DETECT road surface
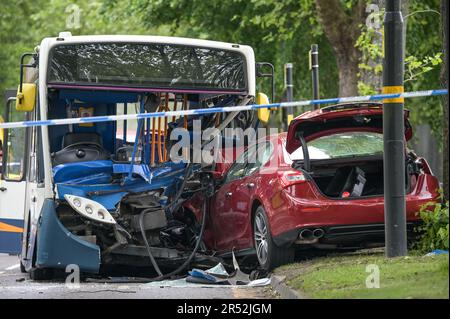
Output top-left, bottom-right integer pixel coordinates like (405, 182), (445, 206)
(0, 254), (275, 299)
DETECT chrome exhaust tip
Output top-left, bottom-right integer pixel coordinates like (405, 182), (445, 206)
(312, 228), (325, 239)
(299, 229), (313, 240)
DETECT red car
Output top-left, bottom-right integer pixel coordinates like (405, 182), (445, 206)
(185, 102), (440, 270)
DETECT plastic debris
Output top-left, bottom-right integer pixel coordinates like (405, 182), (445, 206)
(205, 263), (229, 277)
(187, 269), (220, 284)
(425, 249), (449, 256)
(144, 251), (271, 287)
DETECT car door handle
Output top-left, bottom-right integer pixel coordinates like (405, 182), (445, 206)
(0, 187), (7, 192)
(247, 183), (255, 189)
(226, 192), (233, 197)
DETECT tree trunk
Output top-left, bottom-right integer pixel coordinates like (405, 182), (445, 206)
(360, 0), (384, 93)
(337, 55), (360, 97)
(315, 0), (366, 97)
(441, 0), (449, 200)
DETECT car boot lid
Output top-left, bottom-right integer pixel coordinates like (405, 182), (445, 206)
(285, 102), (412, 154)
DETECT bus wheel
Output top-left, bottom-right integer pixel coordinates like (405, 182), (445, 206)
(30, 268), (54, 281)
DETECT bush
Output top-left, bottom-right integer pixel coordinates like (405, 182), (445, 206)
(416, 199), (449, 253)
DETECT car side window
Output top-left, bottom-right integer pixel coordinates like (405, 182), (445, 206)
(245, 141), (273, 176)
(225, 141), (274, 183)
(225, 144), (258, 183)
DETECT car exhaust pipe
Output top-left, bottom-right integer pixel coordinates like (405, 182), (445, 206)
(299, 229), (313, 240)
(312, 228), (324, 239)
(296, 229), (317, 244)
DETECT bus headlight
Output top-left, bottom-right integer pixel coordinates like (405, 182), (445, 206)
(64, 195), (116, 225)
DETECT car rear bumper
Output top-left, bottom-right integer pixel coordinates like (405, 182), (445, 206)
(273, 221), (421, 248)
(269, 173), (439, 247)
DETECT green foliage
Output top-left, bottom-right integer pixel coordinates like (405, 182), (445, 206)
(405, 53), (443, 83)
(404, 0), (444, 146)
(104, 0), (339, 130)
(354, 0), (444, 145)
(0, 0), (445, 142)
(0, 0), (153, 116)
(357, 81), (378, 95)
(416, 199), (449, 253)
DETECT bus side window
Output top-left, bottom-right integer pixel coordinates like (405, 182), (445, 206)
(3, 103), (27, 181)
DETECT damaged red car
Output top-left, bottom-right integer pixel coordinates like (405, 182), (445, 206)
(186, 102), (441, 271)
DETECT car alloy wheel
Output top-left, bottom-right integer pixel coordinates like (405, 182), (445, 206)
(254, 210), (269, 265)
(253, 206), (295, 270)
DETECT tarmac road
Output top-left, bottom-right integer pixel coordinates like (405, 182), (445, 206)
(0, 254), (275, 299)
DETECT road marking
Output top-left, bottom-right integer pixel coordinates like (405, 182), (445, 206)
(5, 264), (20, 271)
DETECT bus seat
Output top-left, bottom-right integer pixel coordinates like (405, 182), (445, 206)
(62, 132), (103, 148)
(52, 132), (110, 166)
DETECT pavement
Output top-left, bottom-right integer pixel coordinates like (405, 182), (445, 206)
(0, 253), (275, 299)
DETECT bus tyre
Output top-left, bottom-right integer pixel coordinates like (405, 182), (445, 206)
(253, 206), (294, 271)
(29, 268), (53, 281)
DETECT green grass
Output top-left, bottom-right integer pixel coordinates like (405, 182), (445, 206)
(275, 251), (449, 299)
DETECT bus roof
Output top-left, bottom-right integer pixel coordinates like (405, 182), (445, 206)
(39, 33), (256, 96)
(44, 33), (254, 52)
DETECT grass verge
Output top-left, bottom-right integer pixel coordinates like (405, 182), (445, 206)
(274, 250), (449, 299)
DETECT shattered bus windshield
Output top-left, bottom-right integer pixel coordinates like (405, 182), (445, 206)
(48, 43), (247, 92)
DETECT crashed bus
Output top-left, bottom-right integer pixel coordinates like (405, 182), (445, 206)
(0, 32), (273, 279)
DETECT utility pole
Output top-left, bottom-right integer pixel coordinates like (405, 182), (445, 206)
(309, 44), (320, 109)
(442, 0), (449, 200)
(284, 63), (294, 128)
(383, 0), (407, 257)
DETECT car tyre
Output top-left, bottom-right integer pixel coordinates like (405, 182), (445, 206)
(253, 206), (294, 271)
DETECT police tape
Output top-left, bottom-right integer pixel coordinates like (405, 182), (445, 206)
(0, 89), (447, 129)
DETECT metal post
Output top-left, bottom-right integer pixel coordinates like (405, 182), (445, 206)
(123, 103), (127, 143)
(383, 0), (407, 257)
(284, 63), (294, 128)
(310, 44), (320, 108)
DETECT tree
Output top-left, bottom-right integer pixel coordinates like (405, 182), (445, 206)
(314, 0), (366, 97)
(0, 0), (444, 151)
(0, 0), (151, 116)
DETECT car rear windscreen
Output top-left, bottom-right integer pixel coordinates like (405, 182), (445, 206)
(48, 43), (247, 92)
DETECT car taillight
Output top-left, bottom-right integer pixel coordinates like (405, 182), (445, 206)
(279, 170), (306, 187)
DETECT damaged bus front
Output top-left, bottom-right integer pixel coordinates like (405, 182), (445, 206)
(0, 33), (269, 279)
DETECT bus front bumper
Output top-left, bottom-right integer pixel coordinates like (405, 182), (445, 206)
(36, 199), (100, 273)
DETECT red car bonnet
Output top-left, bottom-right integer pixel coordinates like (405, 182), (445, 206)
(285, 103), (412, 154)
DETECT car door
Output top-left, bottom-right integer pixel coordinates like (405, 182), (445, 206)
(210, 145), (257, 251)
(231, 141), (274, 250)
(0, 99), (29, 254)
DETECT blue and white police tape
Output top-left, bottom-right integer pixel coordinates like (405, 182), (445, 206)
(0, 89), (447, 129)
